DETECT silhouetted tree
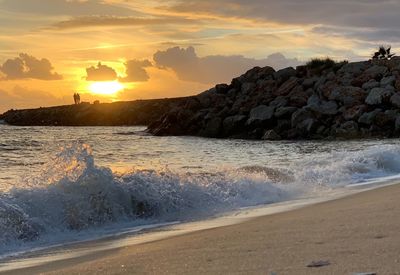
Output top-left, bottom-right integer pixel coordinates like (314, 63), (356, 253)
(373, 46), (395, 60)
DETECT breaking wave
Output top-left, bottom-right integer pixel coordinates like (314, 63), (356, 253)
(1, 142), (400, 256)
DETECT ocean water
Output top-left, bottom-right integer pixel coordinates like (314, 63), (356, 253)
(1, 124), (400, 257)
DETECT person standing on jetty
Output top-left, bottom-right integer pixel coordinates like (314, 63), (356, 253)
(73, 93), (81, 104)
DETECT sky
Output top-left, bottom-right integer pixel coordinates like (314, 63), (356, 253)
(0, 0), (399, 112)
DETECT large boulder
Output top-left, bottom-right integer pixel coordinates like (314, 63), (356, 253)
(364, 65), (388, 79)
(337, 61), (369, 76)
(343, 105), (367, 121)
(273, 67), (296, 84)
(246, 105), (275, 127)
(334, 121), (360, 138)
(273, 77), (299, 96)
(390, 93), (400, 108)
(306, 95), (338, 116)
(199, 117), (222, 137)
(291, 108), (315, 129)
(329, 86), (367, 107)
(275, 106), (298, 118)
(358, 109), (381, 126)
(365, 87), (393, 105)
(222, 115), (247, 136)
(380, 76), (396, 87)
(362, 80), (380, 90)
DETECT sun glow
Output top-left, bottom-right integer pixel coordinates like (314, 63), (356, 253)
(89, 81), (124, 96)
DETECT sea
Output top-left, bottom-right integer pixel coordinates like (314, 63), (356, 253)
(1, 123), (400, 259)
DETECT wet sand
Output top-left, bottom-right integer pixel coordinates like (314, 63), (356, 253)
(5, 183), (400, 274)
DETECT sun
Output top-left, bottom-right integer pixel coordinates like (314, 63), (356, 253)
(88, 81), (124, 96)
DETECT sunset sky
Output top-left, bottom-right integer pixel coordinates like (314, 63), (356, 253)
(1, 0), (399, 112)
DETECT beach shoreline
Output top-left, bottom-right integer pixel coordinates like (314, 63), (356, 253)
(2, 182), (399, 274)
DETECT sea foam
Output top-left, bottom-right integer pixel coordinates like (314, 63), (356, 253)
(1, 142), (400, 256)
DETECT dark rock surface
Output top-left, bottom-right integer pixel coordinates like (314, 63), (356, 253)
(0, 98), (190, 126)
(147, 58), (400, 140)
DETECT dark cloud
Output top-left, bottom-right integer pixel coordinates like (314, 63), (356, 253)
(312, 26), (400, 43)
(119, 59), (152, 82)
(165, 0), (400, 43)
(0, 0), (136, 16)
(153, 46), (300, 84)
(0, 53), (62, 80)
(51, 15), (195, 30)
(86, 62), (118, 81)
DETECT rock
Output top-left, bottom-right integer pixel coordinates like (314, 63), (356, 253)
(262, 129), (281, 140)
(374, 112), (393, 128)
(241, 82), (256, 95)
(306, 95), (338, 115)
(215, 84), (229, 94)
(337, 61), (369, 75)
(364, 65), (388, 79)
(273, 67), (296, 84)
(343, 105), (367, 121)
(390, 93), (400, 108)
(317, 101), (338, 116)
(240, 66), (275, 83)
(222, 115), (247, 135)
(246, 105), (275, 127)
(291, 108), (314, 128)
(358, 109), (381, 125)
(273, 77), (299, 96)
(329, 86), (367, 107)
(362, 80), (380, 90)
(395, 115), (400, 132)
(335, 121), (359, 138)
(326, 71), (336, 81)
(200, 117), (222, 137)
(297, 118), (318, 136)
(307, 94), (320, 106)
(385, 109), (399, 121)
(380, 75), (396, 87)
(302, 77), (318, 89)
(274, 119), (291, 133)
(275, 107), (298, 118)
(269, 96), (288, 108)
(365, 88), (393, 105)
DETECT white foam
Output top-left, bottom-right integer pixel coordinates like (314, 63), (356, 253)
(1, 142), (400, 257)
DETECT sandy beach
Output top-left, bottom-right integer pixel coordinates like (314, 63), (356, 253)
(3, 183), (398, 275)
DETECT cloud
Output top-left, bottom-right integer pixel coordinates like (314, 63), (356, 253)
(119, 59), (152, 82)
(0, 0), (136, 16)
(86, 62), (118, 81)
(0, 86), (63, 112)
(164, 0), (400, 43)
(51, 15), (195, 30)
(153, 46), (300, 84)
(0, 53), (62, 80)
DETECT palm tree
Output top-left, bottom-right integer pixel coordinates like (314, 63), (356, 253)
(373, 46), (395, 60)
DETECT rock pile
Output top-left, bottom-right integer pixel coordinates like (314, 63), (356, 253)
(148, 58), (400, 140)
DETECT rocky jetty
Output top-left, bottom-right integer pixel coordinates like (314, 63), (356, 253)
(0, 98), (189, 126)
(148, 58), (400, 140)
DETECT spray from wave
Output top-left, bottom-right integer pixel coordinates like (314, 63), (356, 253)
(0, 143), (288, 255)
(1, 142), (400, 256)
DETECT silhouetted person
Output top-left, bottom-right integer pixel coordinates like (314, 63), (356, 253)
(76, 93), (81, 104)
(73, 93), (77, 104)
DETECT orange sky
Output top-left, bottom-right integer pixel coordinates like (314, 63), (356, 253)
(0, 0), (397, 112)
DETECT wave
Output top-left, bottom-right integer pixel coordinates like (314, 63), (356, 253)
(0, 143), (288, 255)
(2, 142), (400, 256)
